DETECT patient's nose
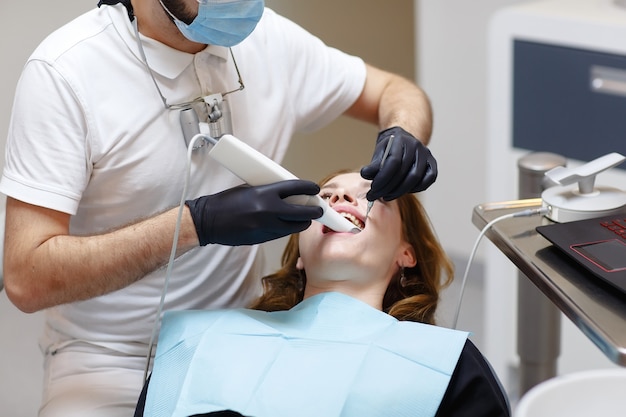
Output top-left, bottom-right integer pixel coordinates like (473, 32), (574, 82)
(329, 188), (356, 206)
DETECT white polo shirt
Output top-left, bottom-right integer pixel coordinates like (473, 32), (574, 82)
(1, 4), (366, 355)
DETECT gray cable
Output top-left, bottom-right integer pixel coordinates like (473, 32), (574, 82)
(143, 133), (210, 382)
(452, 207), (548, 329)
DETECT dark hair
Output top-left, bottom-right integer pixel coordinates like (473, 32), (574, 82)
(249, 170), (454, 325)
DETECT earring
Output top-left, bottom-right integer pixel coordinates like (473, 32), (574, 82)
(400, 267), (408, 288)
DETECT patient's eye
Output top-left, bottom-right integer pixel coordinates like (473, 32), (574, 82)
(319, 192), (332, 200)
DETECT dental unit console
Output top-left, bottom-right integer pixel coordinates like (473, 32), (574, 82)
(536, 152), (626, 297)
(202, 133), (361, 234)
(541, 152), (626, 223)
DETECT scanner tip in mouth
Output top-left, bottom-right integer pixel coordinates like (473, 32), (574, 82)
(322, 226), (362, 234)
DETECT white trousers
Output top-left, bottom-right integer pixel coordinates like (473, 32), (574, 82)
(39, 344), (151, 417)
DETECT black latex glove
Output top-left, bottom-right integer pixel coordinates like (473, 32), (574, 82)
(360, 126), (437, 201)
(186, 180), (323, 246)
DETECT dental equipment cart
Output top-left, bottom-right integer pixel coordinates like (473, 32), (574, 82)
(472, 199), (626, 376)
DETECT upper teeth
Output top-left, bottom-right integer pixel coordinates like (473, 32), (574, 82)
(341, 212), (364, 229)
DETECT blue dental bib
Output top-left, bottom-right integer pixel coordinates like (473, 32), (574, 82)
(145, 292), (468, 417)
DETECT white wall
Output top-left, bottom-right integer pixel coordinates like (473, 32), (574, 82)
(417, 0), (527, 267)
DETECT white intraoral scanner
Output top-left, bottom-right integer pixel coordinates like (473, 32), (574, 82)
(199, 133), (361, 234)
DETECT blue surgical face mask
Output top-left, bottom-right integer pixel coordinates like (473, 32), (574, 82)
(160, 0), (264, 47)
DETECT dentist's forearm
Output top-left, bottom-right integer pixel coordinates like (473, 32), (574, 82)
(4, 200), (199, 313)
(377, 74), (432, 143)
(346, 63), (433, 144)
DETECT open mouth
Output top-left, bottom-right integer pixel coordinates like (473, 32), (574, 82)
(323, 211), (365, 233)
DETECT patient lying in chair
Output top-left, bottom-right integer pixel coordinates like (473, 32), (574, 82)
(134, 170), (511, 417)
